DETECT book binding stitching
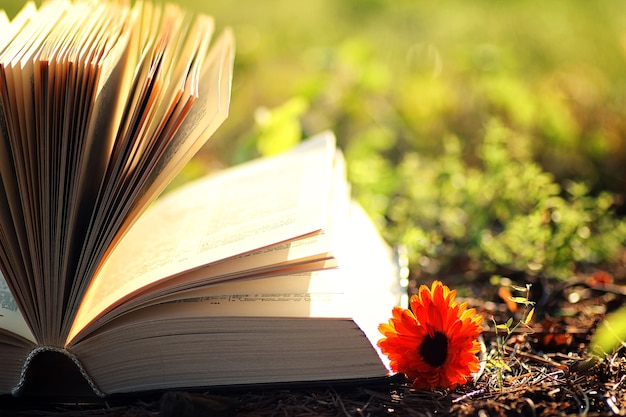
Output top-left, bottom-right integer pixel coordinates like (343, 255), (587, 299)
(12, 346), (106, 398)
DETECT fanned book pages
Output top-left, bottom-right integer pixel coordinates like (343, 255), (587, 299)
(0, 0), (401, 399)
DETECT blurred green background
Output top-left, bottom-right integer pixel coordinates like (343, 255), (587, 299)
(2, 0), (626, 285)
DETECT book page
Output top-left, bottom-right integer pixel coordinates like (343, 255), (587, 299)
(118, 28), (235, 227)
(88, 142), (350, 323)
(67, 133), (337, 345)
(59, 4), (137, 336)
(69, 200), (400, 353)
(92, 270), (352, 329)
(64, 23), (234, 338)
(0, 3), (37, 48)
(0, 1), (235, 347)
(342, 202), (402, 365)
(0, 0), (77, 342)
(0, 272), (35, 343)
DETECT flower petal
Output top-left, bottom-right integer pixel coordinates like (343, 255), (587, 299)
(377, 280), (484, 390)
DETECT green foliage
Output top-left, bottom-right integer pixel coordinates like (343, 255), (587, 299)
(384, 120), (626, 280)
(591, 305), (626, 355)
(254, 97), (308, 157)
(488, 283), (535, 390)
(5, 0), (624, 283)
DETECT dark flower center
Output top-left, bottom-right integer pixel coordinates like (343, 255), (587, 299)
(419, 331), (448, 367)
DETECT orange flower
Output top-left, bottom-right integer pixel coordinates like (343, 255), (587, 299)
(378, 280), (484, 390)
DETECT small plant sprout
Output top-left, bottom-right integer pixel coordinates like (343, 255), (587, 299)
(486, 281), (536, 390)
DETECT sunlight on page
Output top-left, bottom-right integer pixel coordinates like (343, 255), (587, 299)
(119, 270), (352, 320)
(99, 137), (349, 324)
(342, 203), (402, 371)
(67, 133), (336, 345)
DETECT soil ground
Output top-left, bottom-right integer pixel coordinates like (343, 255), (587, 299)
(2, 272), (625, 416)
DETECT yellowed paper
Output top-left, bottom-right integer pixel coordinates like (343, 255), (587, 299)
(68, 133), (336, 344)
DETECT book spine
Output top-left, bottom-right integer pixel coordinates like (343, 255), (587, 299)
(13, 346), (106, 398)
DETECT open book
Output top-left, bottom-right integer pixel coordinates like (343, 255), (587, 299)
(0, 1), (400, 398)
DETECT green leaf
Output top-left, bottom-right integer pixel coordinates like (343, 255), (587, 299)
(591, 305), (626, 355)
(255, 97), (309, 156)
(488, 358), (512, 372)
(510, 284), (529, 292)
(509, 296), (529, 305)
(523, 307), (535, 325)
